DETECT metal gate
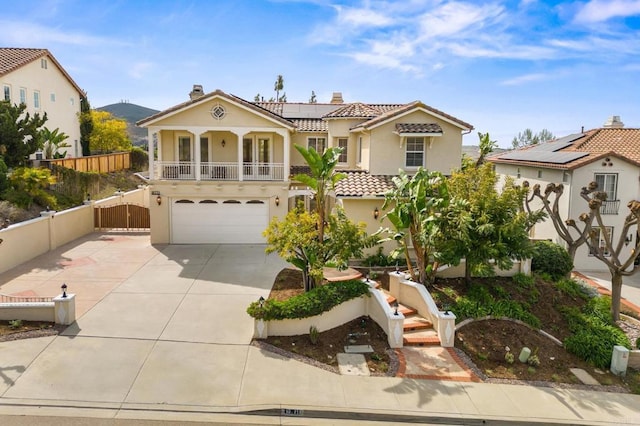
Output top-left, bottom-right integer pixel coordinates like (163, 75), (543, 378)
(94, 204), (150, 230)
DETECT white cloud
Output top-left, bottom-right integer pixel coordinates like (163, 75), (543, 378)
(574, 0), (640, 23)
(417, 2), (505, 39)
(129, 62), (154, 79)
(0, 19), (128, 47)
(350, 52), (419, 73)
(335, 5), (395, 28)
(501, 73), (550, 86)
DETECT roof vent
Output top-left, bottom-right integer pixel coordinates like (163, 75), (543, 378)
(603, 115), (624, 128)
(189, 84), (205, 100)
(330, 92), (344, 104)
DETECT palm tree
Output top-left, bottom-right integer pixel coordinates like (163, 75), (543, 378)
(274, 75), (284, 102)
(41, 127), (70, 159)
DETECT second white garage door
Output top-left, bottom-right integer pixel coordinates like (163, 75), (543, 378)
(171, 198), (269, 244)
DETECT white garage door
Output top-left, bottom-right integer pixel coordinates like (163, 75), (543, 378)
(171, 198), (269, 244)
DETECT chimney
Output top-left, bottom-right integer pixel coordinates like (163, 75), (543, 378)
(603, 115), (624, 128)
(330, 92), (344, 104)
(189, 84), (205, 100)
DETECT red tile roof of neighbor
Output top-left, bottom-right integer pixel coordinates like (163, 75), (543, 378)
(489, 128), (640, 170)
(0, 47), (84, 95)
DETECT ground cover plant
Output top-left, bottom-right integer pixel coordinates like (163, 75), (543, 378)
(259, 267), (638, 391)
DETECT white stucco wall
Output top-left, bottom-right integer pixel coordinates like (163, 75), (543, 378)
(1, 54), (82, 158)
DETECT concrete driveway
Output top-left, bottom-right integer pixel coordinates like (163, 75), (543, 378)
(2, 232), (640, 424)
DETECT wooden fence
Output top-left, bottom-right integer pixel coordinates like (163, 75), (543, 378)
(43, 152), (131, 173)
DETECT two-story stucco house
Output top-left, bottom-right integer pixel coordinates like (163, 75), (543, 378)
(137, 86), (473, 246)
(489, 116), (640, 272)
(0, 48), (84, 159)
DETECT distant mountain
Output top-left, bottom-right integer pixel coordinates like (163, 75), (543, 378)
(97, 102), (159, 147)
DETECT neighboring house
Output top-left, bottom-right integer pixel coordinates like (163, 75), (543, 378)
(489, 116), (640, 272)
(0, 47), (84, 159)
(137, 86), (473, 246)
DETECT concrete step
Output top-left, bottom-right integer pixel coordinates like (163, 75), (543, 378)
(403, 328), (440, 347)
(403, 315), (433, 331)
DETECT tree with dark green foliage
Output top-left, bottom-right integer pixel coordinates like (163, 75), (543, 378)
(511, 128), (554, 149)
(79, 94), (92, 156)
(0, 157), (8, 194)
(0, 101), (47, 168)
(531, 240), (573, 279)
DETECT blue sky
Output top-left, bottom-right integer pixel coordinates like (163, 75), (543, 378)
(1, 0), (639, 147)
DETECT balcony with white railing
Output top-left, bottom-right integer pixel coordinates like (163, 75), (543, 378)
(154, 161), (285, 181)
(600, 200), (620, 215)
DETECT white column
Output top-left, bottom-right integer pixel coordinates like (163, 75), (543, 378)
(54, 293), (76, 325)
(282, 130), (290, 181)
(193, 130), (202, 181)
(147, 127), (156, 180)
(234, 131), (246, 181)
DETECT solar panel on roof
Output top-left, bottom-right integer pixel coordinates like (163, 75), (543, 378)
(500, 151), (589, 164)
(518, 133), (585, 152)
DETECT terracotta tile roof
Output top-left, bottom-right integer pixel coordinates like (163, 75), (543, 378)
(0, 47), (84, 95)
(290, 165), (311, 177)
(354, 101), (473, 131)
(395, 123), (443, 134)
(489, 128), (640, 170)
(291, 118), (328, 132)
(334, 170), (395, 197)
(323, 102), (384, 118)
(138, 89), (295, 128)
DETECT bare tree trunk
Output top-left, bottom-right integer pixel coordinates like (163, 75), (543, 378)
(611, 270), (623, 322)
(465, 260), (472, 286)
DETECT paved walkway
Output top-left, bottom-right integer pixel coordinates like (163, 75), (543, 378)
(1, 233), (640, 425)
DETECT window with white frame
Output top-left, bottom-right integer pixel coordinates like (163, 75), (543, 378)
(19, 88), (26, 105)
(405, 137), (424, 167)
(41, 58), (48, 69)
(33, 91), (40, 108)
(50, 93), (56, 102)
(337, 138), (348, 163)
(178, 136), (191, 161)
(3, 85), (10, 101)
(357, 136), (362, 163)
(595, 173), (617, 201)
(70, 97), (75, 106)
(308, 137), (326, 153)
(590, 226), (613, 257)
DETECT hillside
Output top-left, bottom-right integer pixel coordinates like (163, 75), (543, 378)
(97, 102), (159, 147)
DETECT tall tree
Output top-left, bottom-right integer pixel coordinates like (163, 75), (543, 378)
(88, 110), (131, 153)
(523, 182), (590, 262)
(274, 75), (284, 102)
(293, 144), (345, 245)
(0, 101), (47, 168)
(578, 184), (640, 321)
(380, 168), (450, 286)
(264, 204), (372, 291)
(446, 162), (536, 285)
(511, 128), (554, 149)
(79, 94), (92, 156)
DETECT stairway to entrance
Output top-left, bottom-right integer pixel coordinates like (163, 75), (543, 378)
(384, 292), (440, 346)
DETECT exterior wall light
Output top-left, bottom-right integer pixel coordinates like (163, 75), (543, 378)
(156, 195), (162, 206)
(373, 207), (379, 219)
(221, 139), (226, 147)
(275, 196), (280, 206)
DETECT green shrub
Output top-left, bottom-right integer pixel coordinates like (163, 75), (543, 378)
(531, 241), (573, 279)
(130, 147), (148, 172)
(512, 273), (534, 288)
(556, 278), (590, 300)
(246, 279), (370, 320)
(562, 295), (630, 368)
(362, 247), (395, 267)
(0, 157), (8, 194)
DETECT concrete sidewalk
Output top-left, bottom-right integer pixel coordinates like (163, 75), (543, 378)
(1, 233), (640, 425)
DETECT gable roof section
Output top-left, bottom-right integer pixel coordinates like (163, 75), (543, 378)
(291, 118), (328, 132)
(323, 102), (384, 119)
(137, 89), (296, 129)
(334, 170), (395, 197)
(0, 47), (84, 96)
(489, 128), (640, 170)
(351, 101), (473, 132)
